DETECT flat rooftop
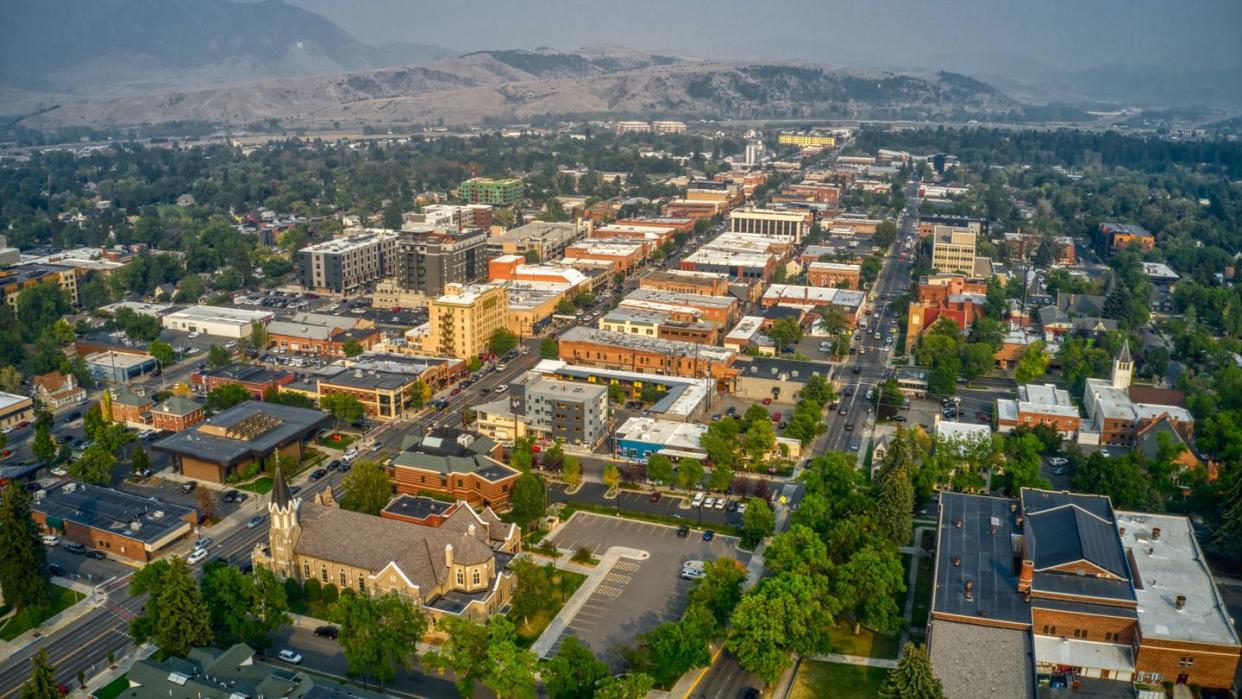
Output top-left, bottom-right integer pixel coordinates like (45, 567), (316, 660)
(318, 366), (413, 391)
(559, 326), (734, 362)
(616, 417), (707, 451)
(381, 494), (455, 521)
(0, 391), (31, 412)
(164, 305), (273, 325)
(933, 491), (1029, 624)
(85, 351), (155, 369)
(527, 375), (608, 401)
(299, 230), (395, 253)
(928, 621), (1034, 699)
(152, 401), (332, 466)
(682, 249), (773, 267)
(1116, 511), (1240, 647)
(624, 287), (738, 310)
(34, 481), (194, 545)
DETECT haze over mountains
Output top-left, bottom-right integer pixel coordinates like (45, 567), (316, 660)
(2, 0), (1238, 130)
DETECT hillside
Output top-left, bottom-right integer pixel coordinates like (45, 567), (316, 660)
(20, 54), (1028, 130)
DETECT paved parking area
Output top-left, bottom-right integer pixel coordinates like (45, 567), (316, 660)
(546, 512), (749, 667)
(548, 482), (741, 529)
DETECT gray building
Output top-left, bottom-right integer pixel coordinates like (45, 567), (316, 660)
(296, 229), (397, 295)
(511, 375), (609, 447)
(394, 228), (488, 296)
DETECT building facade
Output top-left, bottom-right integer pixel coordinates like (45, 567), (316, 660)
(296, 230), (398, 295)
(393, 228), (488, 297)
(728, 207), (811, 242)
(425, 283), (509, 360)
(151, 396), (205, 432)
(806, 261), (862, 289)
(389, 429), (521, 508)
(931, 225), (978, 275)
(458, 177), (523, 206)
(512, 375), (609, 448)
(33, 371), (86, 409)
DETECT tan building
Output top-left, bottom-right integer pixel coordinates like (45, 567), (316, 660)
(728, 206), (811, 243)
(33, 371), (87, 409)
(0, 391), (34, 430)
(425, 283), (509, 360)
(806, 261), (862, 289)
(0, 263), (81, 310)
(639, 269), (730, 296)
(253, 469), (518, 623)
(316, 366), (423, 422)
(931, 225), (977, 275)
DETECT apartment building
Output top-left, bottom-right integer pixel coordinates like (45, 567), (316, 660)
(931, 225), (978, 275)
(0, 263), (82, 310)
(391, 227), (488, 298)
(557, 326), (737, 383)
(995, 384), (1081, 437)
(487, 221), (585, 261)
(806, 261), (862, 289)
(1101, 222), (1155, 256)
(728, 206), (811, 242)
(777, 132), (836, 148)
(458, 177), (523, 206)
(425, 283), (509, 360)
(511, 375), (609, 448)
(296, 230), (397, 295)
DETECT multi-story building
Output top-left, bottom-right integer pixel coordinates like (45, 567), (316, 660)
(679, 248), (776, 281)
(930, 225), (978, 275)
(0, 391), (34, 431)
(150, 396), (205, 432)
(614, 416), (708, 463)
(424, 283), (509, 360)
(33, 371), (86, 409)
(33, 481), (196, 562)
(105, 387), (153, 427)
(315, 365), (423, 421)
(760, 284), (866, 322)
(996, 384), (1081, 437)
(929, 488), (1240, 697)
(404, 204), (493, 231)
(389, 428), (521, 508)
(253, 467), (516, 622)
(651, 120), (687, 134)
(193, 363), (294, 400)
(1084, 342), (1194, 446)
(557, 326), (737, 383)
(1101, 222), (1155, 256)
(916, 214), (987, 238)
(806, 261), (862, 289)
(511, 375), (609, 448)
(457, 177), (523, 206)
(486, 221), (585, 261)
(265, 314), (382, 358)
(620, 287), (739, 326)
(906, 275), (988, 342)
(562, 240), (646, 276)
(639, 270), (730, 296)
(296, 230), (398, 295)
(0, 263), (82, 310)
(728, 206), (811, 242)
(777, 132), (836, 148)
(392, 227), (488, 298)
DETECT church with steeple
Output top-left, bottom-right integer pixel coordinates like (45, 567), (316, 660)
(1083, 340), (1195, 447)
(252, 464), (518, 621)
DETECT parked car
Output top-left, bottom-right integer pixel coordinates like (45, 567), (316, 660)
(64, 542), (86, 555)
(308, 469), (328, 482)
(676, 525), (690, 538)
(48, 563), (66, 578)
(844, 423), (855, 431)
(649, 491), (661, 503)
(702, 530), (715, 542)
(1048, 457), (1069, 466)
(714, 498), (725, 510)
(761, 397), (772, 406)
(326, 459), (341, 471)
(246, 515), (265, 529)
(193, 537), (212, 550)
(85, 550), (106, 560)
(179, 481), (197, 493)
(342, 448), (359, 461)
(222, 489), (240, 503)
(736, 502), (748, 515)
(703, 497), (715, 509)
(314, 626), (339, 640)
(277, 650), (303, 664)
(41, 534), (60, 546)
(1053, 467), (1068, 476)
(187, 548), (209, 565)
(50, 467), (68, 477)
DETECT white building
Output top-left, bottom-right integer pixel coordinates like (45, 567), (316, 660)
(161, 306), (273, 339)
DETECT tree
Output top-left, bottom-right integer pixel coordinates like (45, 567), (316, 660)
(131, 444), (153, 478)
(0, 365), (21, 394)
(250, 322), (269, 352)
(339, 460), (393, 516)
(742, 418), (776, 466)
(263, 387), (315, 408)
(333, 591), (428, 688)
(70, 445), (116, 485)
(207, 344), (233, 369)
(539, 336), (559, 359)
(342, 339), (364, 357)
(205, 384), (252, 412)
(544, 636), (609, 699)
(510, 436), (534, 471)
(676, 457), (704, 491)
(425, 615), (536, 698)
(195, 487), (217, 521)
(701, 418), (741, 470)
(727, 573), (834, 683)
(488, 328), (519, 356)
(481, 616), (538, 699)
(319, 392), (365, 430)
(709, 464), (734, 492)
(1014, 340), (1050, 383)
(927, 355), (960, 397)
(561, 454), (582, 488)
(149, 340), (176, 367)
(801, 374), (837, 405)
(0, 486), (52, 611)
(740, 498), (774, 548)
(646, 454), (674, 486)
(833, 542), (906, 635)
(201, 563), (262, 647)
(511, 473), (547, 529)
(959, 343), (994, 382)
(602, 464), (621, 490)
(155, 557), (214, 656)
(32, 423), (57, 463)
(20, 648), (58, 699)
(423, 616), (489, 697)
(874, 379), (904, 420)
(874, 465), (914, 546)
(595, 674), (656, 699)
(765, 318), (803, 351)
(879, 643), (946, 699)
(556, 298), (577, 315)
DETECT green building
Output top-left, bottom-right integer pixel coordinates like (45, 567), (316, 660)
(458, 177), (524, 206)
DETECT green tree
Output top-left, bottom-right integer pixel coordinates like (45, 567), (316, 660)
(833, 542), (906, 635)
(544, 636), (609, 699)
(646, 454), (674, 486)
(424, 616), (489, 697)
(20, 648), (59, 699)
(200, 563), (261, 647)
(263, 387), (316, 408)
(959, 343), (994, 382)
(488, 328), (519, 356)
(595, 674), (656, 699)
(131, 444), (153, 478)
(701, 418), (740, 470)
(688, 558), (747, 626)
(332, 591), (428, 688)
(149, 340), (176, 367)
(561, 454), (582, 488)
(602, 464), (621, 490)
(205, 384), (252, 412)
(727, 573), (834, 683)
(800, 374), (837, 404)
(70, 445), (116, 485)
(154, 557), (214, 657)
(339, 460), (393, 516)
(879, 643), (947, 699)
(1013, 340), (1050, 383)
(555, 298), (577, 315)
(207, 344), (233, 369)
(765, 318), (803, 351)
(0, 365), (21, 394)
(319, 392), (365, 430)
(709, 464), (734, 492)
(740, 498), (774, 548)
(32, 423), (57, 463)
(874, 379), (905, 420)
(481, 616), (538, 699)
(539, 336), (559, 359)
(508, 559), (555, 628)
(676, 457), (704, 491)
(927, 355), (960, 397)
(342, 339), (364, 357)
(250, 322), (269, 352)
(0, 486), (52, 611)
(511, 473), (547, 529)
(742, 418), (776, 466)
(874, 465), (914, 546)
(510, 436), (534, 471)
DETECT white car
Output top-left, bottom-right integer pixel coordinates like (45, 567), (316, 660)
(0, 425), (12, 434)
(737, 502), (749, 515)
(714, 498), (726, 510)
(186, 548), (209, 565)
(187, 332), (200, 339)
(1048, 457), (1069, 467)
(702, 497), (716, 509)
(50, 467), (68, 477)
(277, 650), (303, 664)
(342, 447), (359, 461)
(42, 534), (61, 546)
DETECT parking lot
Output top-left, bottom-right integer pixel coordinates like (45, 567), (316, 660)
(548, 482), (744, 529)
(546, 512), (749, 667)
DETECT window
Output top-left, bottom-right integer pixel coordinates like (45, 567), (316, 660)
(358, 575), (366, 594)
(1179, 657), (1195, 668)
(456, 569), (465, 586)
(340, 570), (348, 587)
(303, 562), (311, 579)
(321, 566), (329, 583)
(472, 569), (481, 586)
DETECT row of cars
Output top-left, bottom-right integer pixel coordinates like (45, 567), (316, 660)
(41, 535), (107, 560)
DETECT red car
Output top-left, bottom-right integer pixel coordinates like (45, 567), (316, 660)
(649, 492), (661, 503)
(770, 412), (782, 422)
(450, 387), (461, 396)
(15, 420), (30, 429)
(761, 397), (772, 406)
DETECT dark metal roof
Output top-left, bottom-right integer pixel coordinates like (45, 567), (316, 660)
(1026, 505), (1128, 577)
(151, 402), (332, 466)
(33, 481), (194, 544)
(381, 494), (453, 520)
(932, 491), (1029, 624)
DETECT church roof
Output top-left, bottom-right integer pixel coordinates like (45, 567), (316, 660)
(1119, 339), (1132, 364)
(271, 463), (292, 510)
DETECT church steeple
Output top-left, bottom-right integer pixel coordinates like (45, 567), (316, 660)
(271, 460), (292, 510)
(266, 461), (302, 579)
(1112, 339), (1134, 389)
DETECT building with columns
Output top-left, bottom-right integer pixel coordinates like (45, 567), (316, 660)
(253, 466), (518, 622)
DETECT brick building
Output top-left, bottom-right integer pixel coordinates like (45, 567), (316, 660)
(389, 428), (520, 509)
(557, 326), (737, 384)
(639, 269), (730, 296)
(996, 384), (1081, 437)
(151, 396), (205, 432)
(33, 481), (196, 562)
(806, 261), (862, 289)
(194, 363), (295, 400)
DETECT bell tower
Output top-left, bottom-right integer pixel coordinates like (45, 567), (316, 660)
(1111, 339), (1134, 389)
(267, 462), (302, 580)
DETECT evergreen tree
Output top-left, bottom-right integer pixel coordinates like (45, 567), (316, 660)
(1213, 470), (1242, 562)
(0, 485), (52, 610)
(20, 648), (59, 699)
(879, 643), (946, 699)
(874, 465), (914, 546)
(153, 557), (214, 657)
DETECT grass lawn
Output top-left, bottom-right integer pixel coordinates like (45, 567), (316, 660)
(790, 659), (888, 699)
(827, 621), (901, 660)
(91, 674), (129, 699)
(513, 569), (587, 647)
(0, 586), (85, 640)
(911, 554), (935, 629)
(317, 433), (357, 450)
(238, 476), (273, 494)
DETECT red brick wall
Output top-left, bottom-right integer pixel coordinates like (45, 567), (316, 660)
(1137, 638), (1241, 688)
(1031, 608), (1137, 644)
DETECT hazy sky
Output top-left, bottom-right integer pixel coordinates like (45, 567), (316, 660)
(289, 0), (1242, 74)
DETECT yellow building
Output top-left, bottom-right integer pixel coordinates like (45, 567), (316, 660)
(425, 283), (509, 359)
(0, 264), (81, 310)
(931, 225), (978, 276)
(777, 133), (836, 148)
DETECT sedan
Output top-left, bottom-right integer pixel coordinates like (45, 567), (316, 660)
(49, 563), (67, 578)
(702, 530), (715, 542)
(844, 423), (855, 431)
(1048, 457), (1069, 467)
(676, 525), (690, 538)
(308, 469), (328, 482)
(1053, 467), (1068, 476)
(714, 498), (726, 510)
(246, 515), (266, 529)
(450, 387), (461, 396)
(186, 548), (209, 565)
(277, 650), (303, 664)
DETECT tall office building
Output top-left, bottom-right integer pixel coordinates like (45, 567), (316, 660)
(296, 230), (398, 295)
(930, 225), (978, 276)
(393, 228), (488, 297)
(425, 284), (509, 360)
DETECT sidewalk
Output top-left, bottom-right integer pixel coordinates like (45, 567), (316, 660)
(74, 643), (156, 699)
(0, 578), (109, 659)
(806, 652), (897, 669)
(529, 545), (648, 659)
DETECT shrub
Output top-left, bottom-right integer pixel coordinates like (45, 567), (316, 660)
(321, 583), (339, 604)
(304, 578), (321, 602)
(284, 577), (302, 602)
(572, 546), (594, 564)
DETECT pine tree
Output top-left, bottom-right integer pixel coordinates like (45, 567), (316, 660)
(874, 465), (914, 547)
(21, 648), (59, 699)
(153, 558), (214, 657)
(1213, 470), (1242, 562)
(879, 643), (946, 699)
(0, 486), (52, 610)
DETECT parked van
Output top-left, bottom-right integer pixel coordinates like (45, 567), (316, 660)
(681, 560), (707, 580)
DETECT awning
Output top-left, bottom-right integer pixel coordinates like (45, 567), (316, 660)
(1033, 635), (1134, 673)
(45, 515), (64, 530)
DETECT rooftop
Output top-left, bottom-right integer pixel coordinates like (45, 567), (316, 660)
(152, 402), (331, 466)
(933, 491), (1029, 624)
(164, 305), (273, 326)
(529, 359), (709, 419)
(317, 366), (415, 391)
(392, 428), (518, 483)
(681, 249), (774, 268)
(299, 230), (396, 254)
(34, 481), (194, 545)
(935, 419), (992, 444)
(85, 351), (155, 370)
(615, 417), (707, 452)
(0, 391), (31, 412)
(807, 261), (861, 272)
(153, 396), (202, 417)
(559, 326), (734, 362)
(381, 494), (456, 521)
(928, 621), (1035, 699)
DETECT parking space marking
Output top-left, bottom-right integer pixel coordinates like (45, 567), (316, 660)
(605, 572), (632, 585)
(615, 561), (641, 573)
(595, 585), (624, 598)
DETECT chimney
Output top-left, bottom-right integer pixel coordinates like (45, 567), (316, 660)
(1152, 527), (1161, 541)
(1119, 527), (1126, 537)
(444, 543), (453, 569)
(954, 518), (963, 529)
(467, 524), (476, 538)
(1176, 595), (1186, 611)
(953, 555), (961, 567)
(1018, 559), (1034, 593)
(964, 579), (974, 601)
